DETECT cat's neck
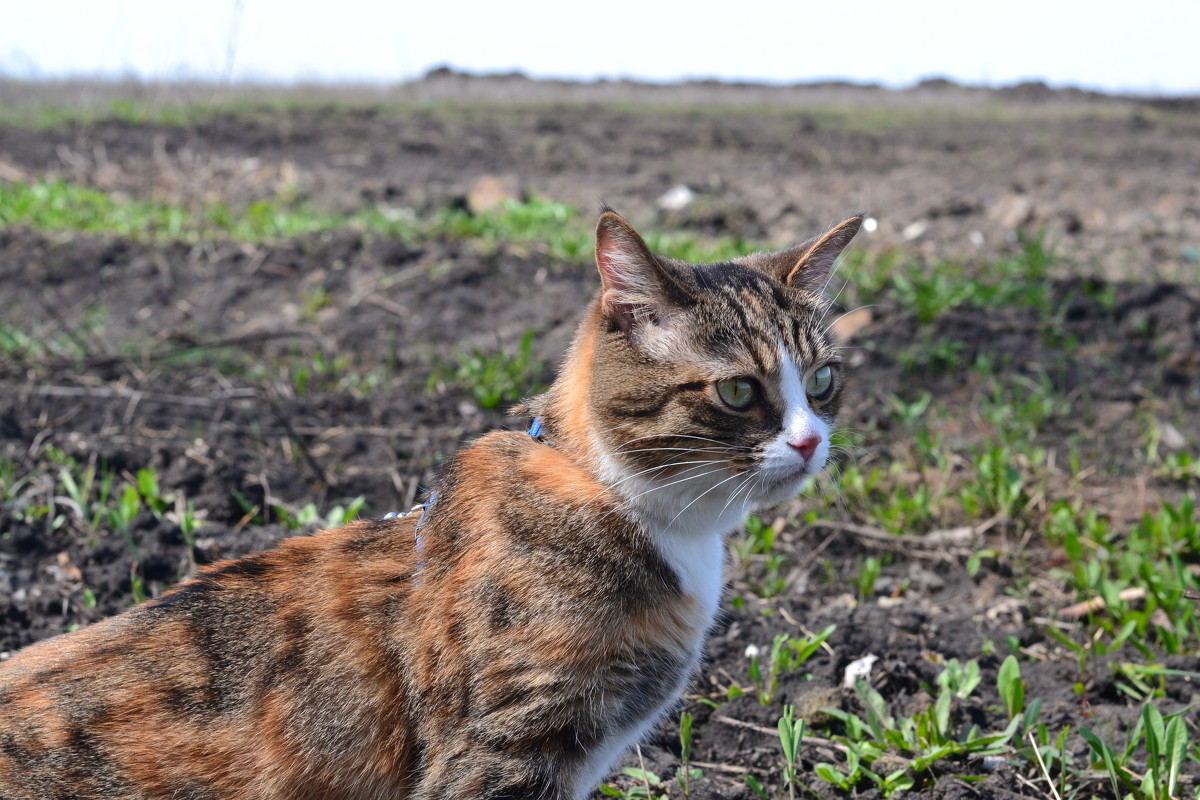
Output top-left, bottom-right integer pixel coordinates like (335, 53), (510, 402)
(523, 296), (737, 615)
(528, 297), (605, 463)
(530, 296), (753, 538)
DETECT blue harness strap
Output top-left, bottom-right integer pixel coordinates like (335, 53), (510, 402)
(412, 493), (436, 576)
(381, 496), (436, 578)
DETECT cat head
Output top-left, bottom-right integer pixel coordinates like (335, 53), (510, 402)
(532, 209), (862, 533)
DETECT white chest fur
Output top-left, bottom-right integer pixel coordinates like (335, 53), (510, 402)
(578, 443), (735, 797)
(572, 526), (724, 798)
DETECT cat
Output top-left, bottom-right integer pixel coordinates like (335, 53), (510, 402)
(0, 208), (861, 800)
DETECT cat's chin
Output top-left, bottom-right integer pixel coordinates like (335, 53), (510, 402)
(752, 465), (822, 508)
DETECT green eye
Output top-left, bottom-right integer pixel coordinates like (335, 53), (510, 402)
(716, 378), (758, 410)
(807, 365), (834, 399)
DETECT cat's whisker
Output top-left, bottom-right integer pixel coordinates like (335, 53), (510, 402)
(828, 446), (865, 465)
(664, 470), (750, 531)
(587, 419), (646, 438)
(618, 466), (732, 506)
(822, 303), (879, 340)
(579, 460), (727, 511)
(613, 433), (751, 452)
(609, 459), (726, 485)
(817, 275), (853, 325)
(611, 447), (738, 459)
(587, 465), (738, 529)
(716, 471), (761, 520)
(604, 442), (746, 470)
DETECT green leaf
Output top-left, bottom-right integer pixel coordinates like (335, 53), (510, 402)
(965, 715), (1022, 751)
(934, 688), (952, 737)
(1143, 703), (1165, 769)
(621, 767), (661, 784)
(911, 743), (960, 771)
(778, 706), (804, 766)
(997, 655), (1024, 719)
(881, 769), (915, 796)
(855, 679), (893, 740)
(790, 624), (836, 663)
(1021, 697), (1043, 734)
(120, 484), (140, 522)
(814, 763), (851, 790)
(1163, 714), (1186, 796)
(136, 468), (158, 501)
(745, 774), (770, 799)
(1080, 726), (1122, 798)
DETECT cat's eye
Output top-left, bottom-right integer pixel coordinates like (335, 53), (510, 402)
(807, 365), (834, 399)
(716, 378), (759, 410)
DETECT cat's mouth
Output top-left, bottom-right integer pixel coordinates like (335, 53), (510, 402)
(755, 458), (824, 500)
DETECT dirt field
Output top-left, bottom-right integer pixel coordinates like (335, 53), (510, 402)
(1, 73), (1198, 798)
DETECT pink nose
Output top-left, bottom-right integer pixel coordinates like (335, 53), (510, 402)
(788, 435), (821, 461)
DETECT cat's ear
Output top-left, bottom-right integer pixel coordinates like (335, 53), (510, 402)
(738, 215), (864, 292)
(594, 209), (687, 337)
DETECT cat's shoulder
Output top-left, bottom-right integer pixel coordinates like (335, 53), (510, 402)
(445, 429), (614, 510)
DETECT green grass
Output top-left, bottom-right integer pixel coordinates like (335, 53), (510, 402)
(5, 83), (1178, 134)
(271, 496), (367, 532)
(2, 452), (185, 600)
(727, 626), (836, 706)
(803, 661), (1020, 797)
(1045, 498), (1200, 660)
(845, 229), (1056, 324)
(752, 290), (1198, 796)
(729, 515), (791, 600)
(0, 178), (767, 265)
(281, 351), (390, 398)
(427, 329), (547, 411)
(0, 178), (348, 241)
(742, 653), (1200, 799)
(1, 444), (379, 616)
(0, 303), (106, 366)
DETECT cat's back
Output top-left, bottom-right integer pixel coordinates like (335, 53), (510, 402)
(0, 516), (426, 799)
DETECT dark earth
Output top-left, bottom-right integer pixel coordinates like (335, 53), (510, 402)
(0, 73), (1198, 798)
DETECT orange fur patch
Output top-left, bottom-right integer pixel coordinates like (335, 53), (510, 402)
(552, 299), (602, 458)
(522, 440), (609, 506)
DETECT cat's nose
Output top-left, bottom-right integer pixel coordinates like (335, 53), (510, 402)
(788, 435), (821, 461)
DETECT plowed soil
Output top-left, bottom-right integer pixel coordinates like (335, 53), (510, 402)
(1, 74), (1198, 798)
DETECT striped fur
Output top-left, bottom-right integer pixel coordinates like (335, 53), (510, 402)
(0, 210), (861, 799)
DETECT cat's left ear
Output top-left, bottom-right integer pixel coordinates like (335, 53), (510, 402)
(738, 215), (864, 292)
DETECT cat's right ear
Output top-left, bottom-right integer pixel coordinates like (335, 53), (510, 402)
(595, 210), (685, 340)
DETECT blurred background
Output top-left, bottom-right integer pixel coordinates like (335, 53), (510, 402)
(4, 0), (1200, 93)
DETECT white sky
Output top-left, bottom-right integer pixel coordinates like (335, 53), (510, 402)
(3, 0), (1199, 95)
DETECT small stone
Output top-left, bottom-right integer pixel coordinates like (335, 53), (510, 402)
(902, 220), (928, 241)
(466, 175), (520, 215)
(842, 653), (878, 688)
(989, 194), (1034, 229)
(656, 184), (695, 212)
(1159, 422), (1186, 452)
